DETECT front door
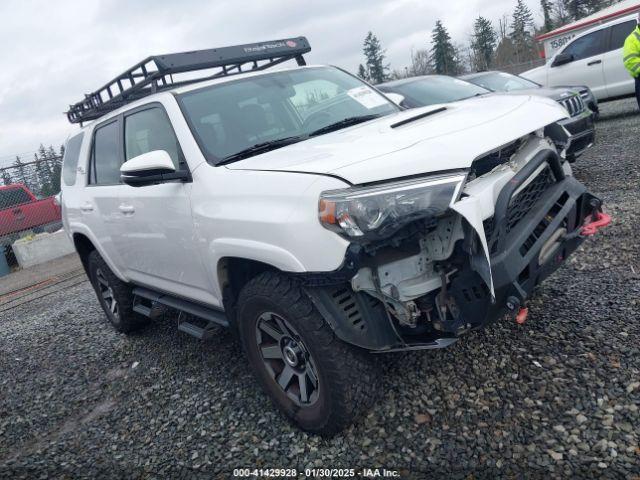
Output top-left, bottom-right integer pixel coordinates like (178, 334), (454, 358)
(548, 28), (607, 99)
(115, 104), (213, 304)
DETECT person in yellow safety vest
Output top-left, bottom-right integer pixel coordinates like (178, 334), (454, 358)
(623, 15), (640, 109)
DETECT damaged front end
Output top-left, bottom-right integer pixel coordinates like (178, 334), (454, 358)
(305, 131), (608, 352)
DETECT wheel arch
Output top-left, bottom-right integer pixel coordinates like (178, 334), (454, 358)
(70, 230), (126, 281)
(72, 232), (96, 276)
(217, 256), (280, 327)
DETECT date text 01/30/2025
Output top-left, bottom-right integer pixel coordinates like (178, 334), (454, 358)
(232, 467), (401, 477)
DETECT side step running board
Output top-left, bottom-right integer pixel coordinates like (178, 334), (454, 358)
(132, 287), (229, 340)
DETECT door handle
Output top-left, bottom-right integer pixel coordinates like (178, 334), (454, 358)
(119, 205), (135, 215)
(80, 203), (94, 212)
(587, 60), (602, 66)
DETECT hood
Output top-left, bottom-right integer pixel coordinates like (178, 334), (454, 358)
(493, 87), (577, 102)
(226, 95), (568, 184)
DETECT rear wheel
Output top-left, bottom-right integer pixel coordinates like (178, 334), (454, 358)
(87, 250), (147, 333)
(237, 271), (378, 436)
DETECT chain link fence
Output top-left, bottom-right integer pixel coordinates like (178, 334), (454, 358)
(493, 58), (546, 75)
(0, 156), (63, 274)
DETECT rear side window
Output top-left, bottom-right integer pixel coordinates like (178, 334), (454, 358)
(62, 132), (84, 186)
(90, 121), (121, 185)
(0, 187), (32, 209)
(608, 21), (636, 52)
(562, 29), (606, 61)
(124, 107), (183, 169)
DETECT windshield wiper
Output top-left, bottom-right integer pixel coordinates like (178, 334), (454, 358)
(308, 114), (383, 137)
(218, 135), (307, 165)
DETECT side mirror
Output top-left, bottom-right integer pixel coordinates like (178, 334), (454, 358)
(552, 52), (574, 67)
(385, 92), (406, 107)
(120, 150), (187, 186)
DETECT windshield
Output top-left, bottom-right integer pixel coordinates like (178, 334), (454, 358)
(178, 66), (397, 165)
(379, 76), (489, 108)
(467, 72), (539, 92)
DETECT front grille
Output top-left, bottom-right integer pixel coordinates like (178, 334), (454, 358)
(506, 166), (555, 231)
(558, 95), (585, 117)
(483, 165), (556, 247)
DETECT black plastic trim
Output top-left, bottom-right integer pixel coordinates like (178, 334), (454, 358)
(132, 286), (228, 327)
(390, 107), (447, 128)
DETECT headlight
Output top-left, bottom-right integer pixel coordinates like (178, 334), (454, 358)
(319, 173), (466, 241)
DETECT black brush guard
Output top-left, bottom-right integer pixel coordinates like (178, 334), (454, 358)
(450, 149), (601, 328)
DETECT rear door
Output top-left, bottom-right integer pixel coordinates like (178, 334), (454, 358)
(115, 104), (212, 304)
(548, 28), (608, 98)
(602, 20), (637, 98)
(82, 119), (126, 270)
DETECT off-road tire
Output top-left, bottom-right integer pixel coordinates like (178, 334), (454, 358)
(237, 271), (378, 436)
(87, 250), (147, 333)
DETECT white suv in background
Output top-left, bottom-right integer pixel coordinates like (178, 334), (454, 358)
(60, 38), (609, 435)
(523, 15), (638, 101)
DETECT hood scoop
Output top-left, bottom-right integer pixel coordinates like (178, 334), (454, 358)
(391, 107), (447, 128)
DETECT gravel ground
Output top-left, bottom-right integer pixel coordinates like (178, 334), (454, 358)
(1, 98), (639, 479)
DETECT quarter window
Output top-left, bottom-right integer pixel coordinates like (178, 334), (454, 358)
(124, 107), (183, 169)
(62, 132), (84, 186)
(90, 121), (121, 185)
(561, 29), (606, 61)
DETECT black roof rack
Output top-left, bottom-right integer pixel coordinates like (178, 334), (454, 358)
(66, 36), (311, 124)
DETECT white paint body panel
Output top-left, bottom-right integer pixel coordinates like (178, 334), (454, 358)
(61, 65), (569, 309)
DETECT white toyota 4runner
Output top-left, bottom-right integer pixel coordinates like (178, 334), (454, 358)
(61, 38), (610, 435)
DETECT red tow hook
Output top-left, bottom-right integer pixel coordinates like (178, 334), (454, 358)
(516, 307), (529, 325)
(581, 211), (611, 237)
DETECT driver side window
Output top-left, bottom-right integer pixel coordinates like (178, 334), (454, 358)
(124, 107), (184, 169)
(561, 29), (606, 62)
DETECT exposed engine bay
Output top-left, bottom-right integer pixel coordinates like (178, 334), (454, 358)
(305, 125), (607, 352)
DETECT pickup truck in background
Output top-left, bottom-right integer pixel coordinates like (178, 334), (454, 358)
(0, 184), (62, 243)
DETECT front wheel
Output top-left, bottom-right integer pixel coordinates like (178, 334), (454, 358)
(237, 272), (378, 436)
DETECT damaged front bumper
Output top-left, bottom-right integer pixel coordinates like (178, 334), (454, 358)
(559, 110), (595, 160)
(305, 148), (608, 352)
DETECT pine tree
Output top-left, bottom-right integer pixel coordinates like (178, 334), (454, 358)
(35, 152), (49, 197)
(362, 32), (389, 84)
(357, 64), (369, 81)
(1, 169), (11, 186)
(541, 0), (555, 32)
(549, 0), (569, 26)
(563, 0), (588, 20)
(510, 0), (535, 63)
(31, 144), (49, 197)
(45, 145), (61, 196)
(13, 156), (28, 187)
(471, 16), (498, 71)
(430, 20), (461, 75)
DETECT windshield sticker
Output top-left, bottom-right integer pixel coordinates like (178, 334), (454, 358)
(347, 86), (388, 109)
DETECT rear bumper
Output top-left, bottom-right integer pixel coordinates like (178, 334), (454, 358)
(559, 111), (595, 159)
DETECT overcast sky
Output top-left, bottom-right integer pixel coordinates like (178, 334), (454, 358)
(0, 0), (544, 165)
